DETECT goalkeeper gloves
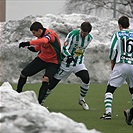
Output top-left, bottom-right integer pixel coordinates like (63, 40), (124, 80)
(66, 55), (75, 64)
(19, 42), (30, 48)
(27, 46), (37, 52)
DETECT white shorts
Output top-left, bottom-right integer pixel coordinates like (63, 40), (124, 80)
(108, 63), (133, 88)
(54, 62), (87, 80)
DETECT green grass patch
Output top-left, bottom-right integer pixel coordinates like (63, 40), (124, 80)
(11, 83), (133, 133)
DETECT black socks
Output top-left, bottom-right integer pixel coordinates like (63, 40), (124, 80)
(16, 76), (27, 93)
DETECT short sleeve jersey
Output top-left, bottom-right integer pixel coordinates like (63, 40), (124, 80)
(62, 29), (92, 66)
(109, 29), (133, 64)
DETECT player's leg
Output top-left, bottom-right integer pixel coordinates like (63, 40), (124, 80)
(75, 70), (90, 99)
(100, 64), (126, 119)
(38, 63), (60, 104)
(75, 69), (90, 110)
(100, 85), (116, 119)
(124, 107), (133, 125)
(127, 64), (133, 105)
(17, 74), (27, 93)
(124, 65), (133, 124)
(17, 57), (46, 93)
(42, 77), (60, 102)
(130, 107), (133, 121)
(129, 87), (133, 105)
(39, 64), (72, 105)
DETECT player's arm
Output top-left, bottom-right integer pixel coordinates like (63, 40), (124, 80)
(62, 41), (71, 56)
(62, 35), (76, 64)
(111, 60), (115, 70)
(62, 41), (75, 64)
(62, 31), (73, 57)
(18, 35), (51, 48)
(109, 33), (118, 70)
(29, 35), (51, 45)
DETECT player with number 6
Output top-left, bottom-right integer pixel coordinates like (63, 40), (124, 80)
(100, 16), (133, 120)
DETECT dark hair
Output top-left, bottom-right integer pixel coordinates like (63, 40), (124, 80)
(118, 16), (129, 28)
(30, 21), (44, 31)
(81, 22), (92, 33)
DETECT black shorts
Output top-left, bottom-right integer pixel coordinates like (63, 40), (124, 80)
(21, 57), (60, 80)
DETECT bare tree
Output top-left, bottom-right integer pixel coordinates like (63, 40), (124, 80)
(64, 0), (132, 18)
(131, 0), (133, 15)
(0, 0), (6, 22)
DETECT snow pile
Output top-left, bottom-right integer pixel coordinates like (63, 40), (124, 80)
(0, 82), (101, 133)
(0, 13), (132, 83)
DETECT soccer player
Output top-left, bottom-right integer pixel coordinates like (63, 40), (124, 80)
(16, 21), (61, 104)
(41, 21), (93, 110)
(100, 16), (133, 120)
(124, 107), (133, 125)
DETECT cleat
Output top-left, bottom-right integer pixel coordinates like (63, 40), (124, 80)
(79, 99), (89, 110)
(40, 99), (45, 106)
(124, 109), (132, 125)
(100, 112), (111, 120)
(40, 102), (44, 106)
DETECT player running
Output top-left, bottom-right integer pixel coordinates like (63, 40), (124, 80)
(40, 21), (93, 110)
(100, 16), (133, 120)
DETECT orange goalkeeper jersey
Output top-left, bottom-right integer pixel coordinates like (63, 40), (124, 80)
(29, 29), (61, 64)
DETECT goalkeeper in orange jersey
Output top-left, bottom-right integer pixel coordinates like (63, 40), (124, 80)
(16, 21), (61, 104)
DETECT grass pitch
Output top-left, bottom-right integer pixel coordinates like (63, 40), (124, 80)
(12, 83), (133, 133)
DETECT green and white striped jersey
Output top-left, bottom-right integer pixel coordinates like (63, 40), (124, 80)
(109, 29), (133, 64)
(62, 29), (92, 66)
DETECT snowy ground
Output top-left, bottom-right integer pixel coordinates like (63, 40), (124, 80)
(0, 82), (101, 133)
